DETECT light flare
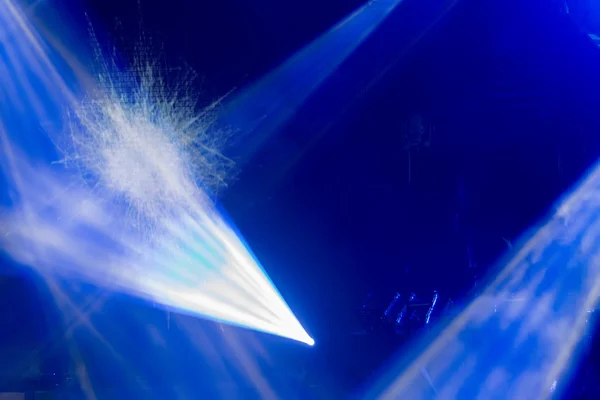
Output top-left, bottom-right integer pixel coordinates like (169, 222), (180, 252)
(0, 0), (313, 346)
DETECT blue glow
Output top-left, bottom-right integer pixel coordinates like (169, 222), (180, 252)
(218, 0), (405, 161)
(0, 0), (312, 346)
(425, 292), (438, 325)
(365, 165), (600, 398)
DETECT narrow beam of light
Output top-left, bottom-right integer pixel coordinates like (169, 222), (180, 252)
(366, 165), (600, 399)
(0, 0), (313, 346)
(218, 0), (404, 161)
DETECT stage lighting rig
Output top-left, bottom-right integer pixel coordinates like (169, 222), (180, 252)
(356, 291), (446, 338)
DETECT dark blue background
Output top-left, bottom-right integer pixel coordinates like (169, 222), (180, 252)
(3, 0), (600, 396)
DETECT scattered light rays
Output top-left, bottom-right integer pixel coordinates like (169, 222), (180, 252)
(0, 0), (312, 346)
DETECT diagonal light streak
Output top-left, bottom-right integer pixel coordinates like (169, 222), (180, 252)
(366, 165), (600, 399)
(218, 0), (405, 161)
(0, 0), (312, 346)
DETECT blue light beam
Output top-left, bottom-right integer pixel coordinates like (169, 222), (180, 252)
(218, 0), (405, 161)
(366, 165), (600, 398)
(0, 0), (313, 346)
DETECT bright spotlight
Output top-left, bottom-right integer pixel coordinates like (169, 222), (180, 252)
(0, 0), (311, 345)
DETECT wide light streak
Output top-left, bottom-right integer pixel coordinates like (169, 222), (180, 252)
(0, 0), (313, 346)
(366, 165), (600, 398)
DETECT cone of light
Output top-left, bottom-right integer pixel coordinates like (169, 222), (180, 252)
(0, 0), (313, 346)
(366, 166), (600, 398)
